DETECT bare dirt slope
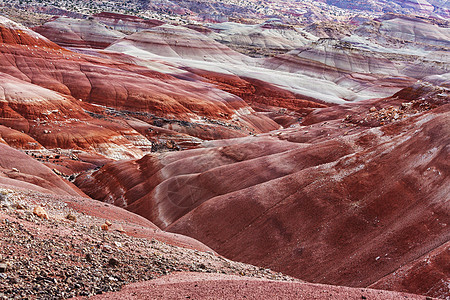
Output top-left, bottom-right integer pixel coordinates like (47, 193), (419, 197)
(85, 272), (432, 300)
(77, 78), (450, 298)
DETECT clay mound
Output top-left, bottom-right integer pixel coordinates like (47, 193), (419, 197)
(0, 186), (297, 299)
(262, 38), (415, 100)
(0, 33), (247, 120)
(88, 272), (429, 300)
(355, 14), (450, 50)
(102, 17), (442, 105)
(0, 71), (149, 161)
(0, 9), (448, 300)
(377, 15), (449, 47)
(186, 68), (327, 124)
(262, 31), (449, 100)
(75, 136), (311, 223)
(33, 17), (125, 49)
(0, 143), (84, 196)
(0, 72), (85, 117)
(278, 39), (401, 76)
(0, 125), (43, 150)
(5, 18), (288, 132)
(424, 72), (450, 88)
(61, 191), (213, 252)
(0, 17), (249, 123)
(391, 72), (450, 105)
(207, 21), (318, 56)
(166, 104), (449, 299)
(101, 18), (442, 105)
(0, 15), (60, 49)
(107, 24), (250, 63)
(261, 15), (450, 101)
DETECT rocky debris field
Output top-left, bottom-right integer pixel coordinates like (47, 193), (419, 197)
(0, 188), (295, 299)
(87, 272), (435, 300)
(343, 100), (438, 127)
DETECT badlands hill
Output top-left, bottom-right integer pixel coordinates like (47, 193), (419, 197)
(0, 9), (448, 300)
(0, 15), (289, 163)
(76, 76), (450, 298)
(33, 17), (126, 49)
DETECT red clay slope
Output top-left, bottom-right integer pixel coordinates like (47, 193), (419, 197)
(0, 143), (84, 196)
(77, 79), (450, 298)
(33, 17), (125, 49)
(370, 240), (450, 297)
(0, 15), (287, 170)
(0, 70), (150, 161)
(87, 272), (430, 300)
(167, 101), (450, 298)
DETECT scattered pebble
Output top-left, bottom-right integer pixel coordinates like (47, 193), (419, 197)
(66, 213), (77, 222)
(115, 225), (125, 233)
(108, 258), (120, 267)
(0, 189), (295, 299)
(12, 203), (26, 210)
(0, 263), (7, 273)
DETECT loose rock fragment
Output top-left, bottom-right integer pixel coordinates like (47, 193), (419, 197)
(85, 253), (93, 262)
(66, 213), (77, 222)
(0, 263), (7, 273)
(52, 168), (63, 176)
(101, 223), (109, 231)
(108, 258), (119, 267)
(33, 206), (49, 219)
(115, 225), (125, 233)
(13, 203), (26, 210)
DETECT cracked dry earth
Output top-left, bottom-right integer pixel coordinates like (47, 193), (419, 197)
(0, 188), (295, 299)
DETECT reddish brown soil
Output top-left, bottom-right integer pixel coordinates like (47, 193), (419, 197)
(0, 25), (60, 49)
(369, 241), (450, 297)
(78, 86), (449, 298)
(0, 143), (84, 196)
(85, 272), (433, 300)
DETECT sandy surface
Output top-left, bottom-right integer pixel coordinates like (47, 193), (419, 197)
(86, 272), (433, 300)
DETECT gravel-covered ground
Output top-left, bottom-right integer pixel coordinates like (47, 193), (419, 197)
(0, 187), (295, 299)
